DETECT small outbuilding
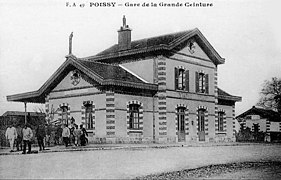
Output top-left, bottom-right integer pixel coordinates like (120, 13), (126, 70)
(236, 106), (281, 142)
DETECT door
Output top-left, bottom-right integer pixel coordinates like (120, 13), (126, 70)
(177, 108), (186, 142)
(198, 110), (205, 141)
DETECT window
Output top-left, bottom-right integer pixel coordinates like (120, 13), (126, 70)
(253, 123), (259, 133)
(177, 107), (185, 132)
(178, 69), (185, 90)
(175, 68), (189, 91)
(61, 106), (68, 125)
(198, 73), (205, 93)
(85, 104), (93, 129)
(198, 109), (205, 131)
(129, 104), (140, 129)
(218, 112), (224, 132)
(196, 72), (209, 94)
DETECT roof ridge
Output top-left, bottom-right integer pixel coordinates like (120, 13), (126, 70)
(83, 28), (196, 60)
(77, 58), (120, 67)
(132, 29), (195, 43)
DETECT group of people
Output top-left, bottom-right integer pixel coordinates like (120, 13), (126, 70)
(5, 124), (34, 154)
(5, 123), (89, 153)
(61, 124), (88, 147)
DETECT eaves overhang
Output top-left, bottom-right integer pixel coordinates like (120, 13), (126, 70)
(6, 56), (158, 103)
(218, 95), (242, 102)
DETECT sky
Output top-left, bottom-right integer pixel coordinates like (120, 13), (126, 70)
(0, 0), (281, 116)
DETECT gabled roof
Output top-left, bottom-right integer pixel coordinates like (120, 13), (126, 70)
(85, 28), (225, 65)
(77, 58), (144, 84)
(2, 111), (45, 117)
(218, 88), (242, 102)
(236, 106), (281, 122)
(96, 30), (192, 56)
(7, 56), (157, 103)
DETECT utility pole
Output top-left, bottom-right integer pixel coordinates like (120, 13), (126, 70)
(24, 102), (27, 124)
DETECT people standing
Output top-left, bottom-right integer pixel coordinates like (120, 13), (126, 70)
(80, 124), (88, 146)
(22, 124), (33, 154)
(55, 125), (62, 145)
(73, 124), (81, 146)
(69, 124), (74, 146)
(16, 124), (23, 151)
(62, 124), (70, 147)
(36, 124), (46, 151)
(5, 124), (17, 152)
(45, 124), (51, 147)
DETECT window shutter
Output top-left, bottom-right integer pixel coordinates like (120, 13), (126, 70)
(205, 74), (209, 94)
(175, 67), (179, 90)
(195, 72), (199, 92)
(184, 70), (189, 91)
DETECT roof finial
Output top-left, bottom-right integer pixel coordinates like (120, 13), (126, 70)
(69, 32), (73, 55)
(123, 15), (126, 27)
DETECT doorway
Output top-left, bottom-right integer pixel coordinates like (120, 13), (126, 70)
(177, 107), (186, 142)
(198, 109), (205, 141)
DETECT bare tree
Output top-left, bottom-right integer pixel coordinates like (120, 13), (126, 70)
(257, 77), (281, 113)
(33, 105), (45, 113)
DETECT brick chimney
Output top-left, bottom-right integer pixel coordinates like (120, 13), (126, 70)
(118, 15), (131, 51)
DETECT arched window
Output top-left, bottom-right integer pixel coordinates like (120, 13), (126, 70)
(61, 106), (68, 125)
(85, 104), (93, 129)
(198, 109), (205, 132)
(177, 107), (186, 132)
(218, 112), (224, 132)
(129, 104), (140, 129)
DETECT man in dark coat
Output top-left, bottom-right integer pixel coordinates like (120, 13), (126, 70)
(45, 124), (51, 147)
(16, 124), (23, 151)
(80, 124), (88, 146)
(36, 124), (46, 151)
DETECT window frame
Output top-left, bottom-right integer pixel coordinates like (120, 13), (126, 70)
(129, 104), (140, 130)
(175, 67), (189, 91)
(218, 112), (224, 132)
(178, 69), (185, 90)
(198, 109), (205, 132)
(61, 106), (68, 125)
(196, 72), (209, 94)
(85, 104), (93, 130)
(177, 107), (186, 132)
(198, 73), (205, 93)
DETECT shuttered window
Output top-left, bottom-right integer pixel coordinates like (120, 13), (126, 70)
(175, 67), (189, 91)
(195, 72), (209, 94)
(184, 70), (189, 91)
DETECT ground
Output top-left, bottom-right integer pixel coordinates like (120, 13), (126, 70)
(137, 161), (281, 179)
(0, 144), (281, 179)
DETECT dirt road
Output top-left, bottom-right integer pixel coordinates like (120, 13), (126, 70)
(0, 144), (280, 179)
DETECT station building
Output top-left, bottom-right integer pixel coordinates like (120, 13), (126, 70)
(7, 17), (241, 143)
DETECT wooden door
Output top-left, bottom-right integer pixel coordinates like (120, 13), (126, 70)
(198, 110), (205, 141)
(177, 108), (185, 142)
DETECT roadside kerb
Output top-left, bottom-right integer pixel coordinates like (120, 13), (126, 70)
(0, 142), (277, 156)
